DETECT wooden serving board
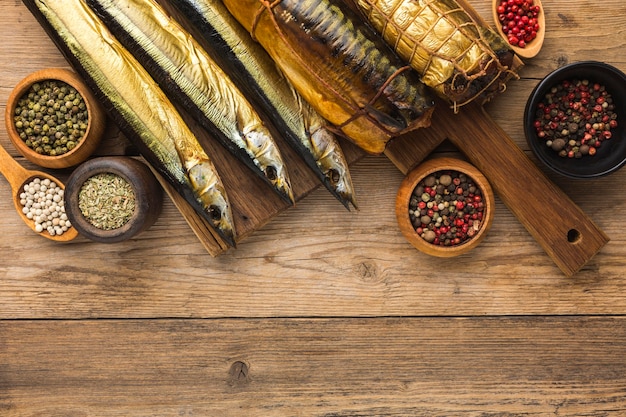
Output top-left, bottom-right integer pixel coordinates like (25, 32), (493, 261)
(138, 1), (607, 277)
(385, 100), (609, 277)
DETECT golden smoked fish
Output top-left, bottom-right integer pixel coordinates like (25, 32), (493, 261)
(354, 0), (517, 109)
(171, 0), (357, 209)
(220, 0), (436, 155)
(23, 0), (236, 246)
(86, 0), (295, 204)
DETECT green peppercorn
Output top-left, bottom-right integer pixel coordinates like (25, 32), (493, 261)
(13, 79), (89, 157)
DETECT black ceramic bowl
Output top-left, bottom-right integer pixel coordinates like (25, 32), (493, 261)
(524, 61), (626, 178)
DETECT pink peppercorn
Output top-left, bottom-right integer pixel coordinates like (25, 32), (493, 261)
(498, 0), (540, 48)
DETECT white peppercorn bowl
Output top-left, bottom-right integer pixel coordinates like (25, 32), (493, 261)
(5, 68), (106, 169)
(524, 61), (626, 178)
(64, 156), (163, 243)
(395, 157), (495, 258)
(0, 140), (78, 242)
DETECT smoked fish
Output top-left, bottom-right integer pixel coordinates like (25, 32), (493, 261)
(220, 0), (436, 155)
(354, 0), (517, 109)
(86, 0), (295, 204)
(23, 0), (237, 246)
(170, 0), (358, 208)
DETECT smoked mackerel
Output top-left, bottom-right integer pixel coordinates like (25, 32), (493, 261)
(170, 0), (358, 209)
(219, 0), (436, 155)
(86, 0), (295, 205)
(22, 0), (237, 247)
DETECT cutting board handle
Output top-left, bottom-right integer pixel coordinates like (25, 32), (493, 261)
(386, 101), (609, 277)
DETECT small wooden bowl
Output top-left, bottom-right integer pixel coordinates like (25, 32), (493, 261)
(395, 158), (495, 257)
(5, 68), (106, 169)
(65, 156), (163, 243)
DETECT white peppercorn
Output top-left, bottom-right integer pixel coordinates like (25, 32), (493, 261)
(19, 177), (72, 236)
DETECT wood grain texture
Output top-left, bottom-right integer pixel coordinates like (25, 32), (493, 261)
(1, 0), (626, 415)
(2, 317), (626, 416)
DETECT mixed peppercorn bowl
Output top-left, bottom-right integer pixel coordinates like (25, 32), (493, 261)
(395, 158), (495, 258)
(524, 61), (626, 178)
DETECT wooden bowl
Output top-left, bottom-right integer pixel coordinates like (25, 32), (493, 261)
(395, 158), (495, 257)
(5, 68), (106, 169)
(65, 156), (163, 243)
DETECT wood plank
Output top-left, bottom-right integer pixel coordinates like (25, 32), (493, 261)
(0, 0), (625, 316)
(2, 156), (626, 319)
(2, 317), (626, 416)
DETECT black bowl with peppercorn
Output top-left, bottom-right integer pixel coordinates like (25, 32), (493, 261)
(395, 158), (495, 258)
(5, 68), (106, 169)
(524, 61), (626, 178)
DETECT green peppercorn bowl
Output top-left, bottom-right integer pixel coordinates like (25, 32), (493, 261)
(5, 68), (106, 169)
(395, 157), (495, 258)
(64, 156), (163, 243)
(524, 61), (626, 178)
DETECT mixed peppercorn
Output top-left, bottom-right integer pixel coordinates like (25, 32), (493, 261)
(13, 79), (88, 157)
(408, 170), (485, 247)
(496, 0), (540, 49)
(533, 79), (618, 158)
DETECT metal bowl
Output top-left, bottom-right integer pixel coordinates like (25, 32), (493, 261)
(524, 61), (626, 178)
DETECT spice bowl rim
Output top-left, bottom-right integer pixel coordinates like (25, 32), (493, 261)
(395, 157), (495, 258)
(4, 67), (106, 169)
(523, 60), (626, 179)
(64, 156), (163, 243)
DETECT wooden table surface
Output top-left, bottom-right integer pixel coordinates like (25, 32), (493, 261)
(2, 0), (626, 415)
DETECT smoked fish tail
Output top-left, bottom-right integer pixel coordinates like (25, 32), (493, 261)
(170, 0), (358, 209)
(23, 0), (236, 247)
(85, 0), (295, 205)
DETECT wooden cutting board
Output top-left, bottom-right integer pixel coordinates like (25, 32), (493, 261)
(158, 0), (608, 277)
(385, 100), (609, 277)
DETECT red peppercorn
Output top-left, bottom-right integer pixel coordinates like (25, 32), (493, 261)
(498, 0), (540, 49)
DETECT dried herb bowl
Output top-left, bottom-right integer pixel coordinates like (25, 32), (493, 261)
(5, 68), (106, 169)
(65, 156), (163, 243)
(524, 61), (626, 178)
(395, 158), (495, 258)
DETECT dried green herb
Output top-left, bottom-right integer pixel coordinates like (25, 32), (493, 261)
(78, 173), (136, 230)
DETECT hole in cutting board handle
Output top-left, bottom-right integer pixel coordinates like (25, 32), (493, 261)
(567, 229), (582, 243)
